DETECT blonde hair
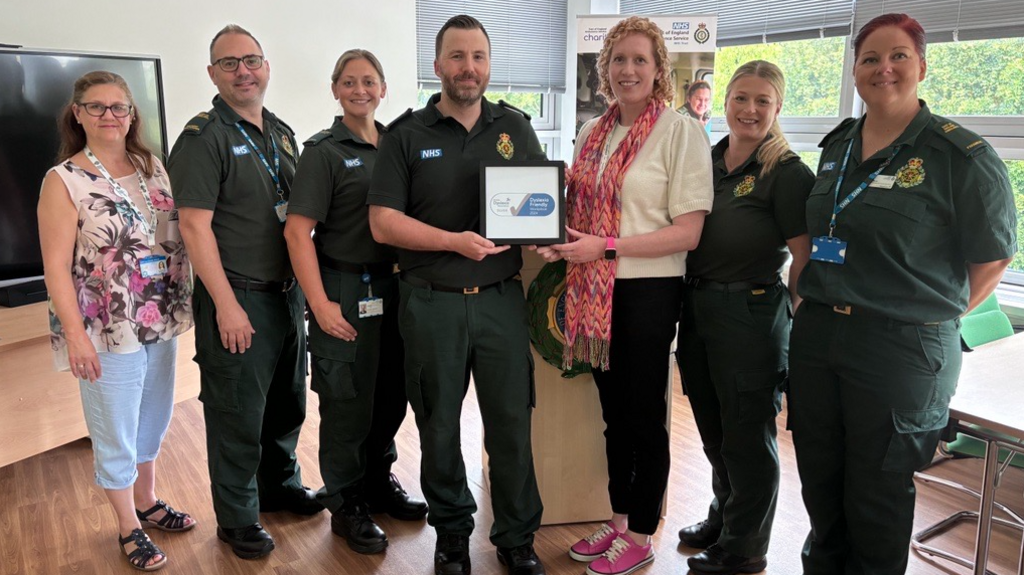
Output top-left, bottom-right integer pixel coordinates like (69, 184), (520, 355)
(725, 60), (794, 177)
(597, 16), (674, 104)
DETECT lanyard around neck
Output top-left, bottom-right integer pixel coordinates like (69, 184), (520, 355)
(828, 138), (902, 237)
(84, 146), (157, 246)
(234, 123), (283, 198)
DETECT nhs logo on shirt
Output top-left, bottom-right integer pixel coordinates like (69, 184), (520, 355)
(232, 145), (250, 156)
(420, 148), (443, 160)
(344, 157), (364, 169)
(820, 161), (837, 173)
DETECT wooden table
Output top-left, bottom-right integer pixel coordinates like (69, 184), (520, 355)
(921, 334), (1024, 575)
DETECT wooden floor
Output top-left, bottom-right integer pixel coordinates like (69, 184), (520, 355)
(1, 372), (1022, 575)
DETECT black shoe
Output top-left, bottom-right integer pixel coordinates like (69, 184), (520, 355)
(687, 544), (767, 574)
(678, 518), (721, 549)
(217, 523), (275, 559)
(366, 473), (429, 521)
(259, 485), (325, 516)
(434, 533), (471, 575)
(496, 544), (545, 575)
(331, 496), (388, 554)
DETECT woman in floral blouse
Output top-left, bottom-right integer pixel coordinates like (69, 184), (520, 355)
(38, 71), (193, 572)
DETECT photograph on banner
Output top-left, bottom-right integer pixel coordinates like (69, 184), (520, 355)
(576, 15), (717, 135)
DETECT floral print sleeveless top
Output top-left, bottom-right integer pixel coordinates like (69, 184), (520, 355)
(47, 157), (193, 371)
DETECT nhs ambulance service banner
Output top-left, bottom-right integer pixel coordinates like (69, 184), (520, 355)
(575, 15), (718, 134)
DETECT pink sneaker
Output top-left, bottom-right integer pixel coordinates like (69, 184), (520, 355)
(569, 521), (621, 562)
(586, 534), (654, 575)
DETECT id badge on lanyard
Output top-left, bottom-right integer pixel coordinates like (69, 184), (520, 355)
(84, 146), (167, 277)
(234, 124), (287, 222)
(358, 272), (384, 318)
(810, 140), (902, 265)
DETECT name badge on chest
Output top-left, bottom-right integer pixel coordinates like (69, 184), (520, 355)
(869, 175), (896, 189)
(139, 255), (168, 278)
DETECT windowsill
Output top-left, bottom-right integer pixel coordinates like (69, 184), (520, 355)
(996, 283), (1024, 329)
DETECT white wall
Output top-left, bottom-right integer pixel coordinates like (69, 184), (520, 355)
(0, 0), (418, 146)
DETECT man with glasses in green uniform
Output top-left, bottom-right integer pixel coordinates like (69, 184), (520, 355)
(169, 24), (322, 560)
(368, 14), (546, 575)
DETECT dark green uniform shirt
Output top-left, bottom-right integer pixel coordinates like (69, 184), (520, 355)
(367, 94), (547, 287)
(167, 95), (298, 282)
(799, 101), (1017, 323)
(288, 117), (396, 266)
(686, 136), (814, 283)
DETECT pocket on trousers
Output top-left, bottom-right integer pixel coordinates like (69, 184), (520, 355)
(195, 350), (243, 413)
(309, 339), (358, 400)
(405, 363), (430, 420)
(735, 368), (785, 423)
(881, 406), (949, 472)
(527, 352), (537, 408)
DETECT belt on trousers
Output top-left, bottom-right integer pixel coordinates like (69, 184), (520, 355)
(683, 276), (780, 293)
(816, 301), (941, 325)
(400, 272), (520, 295)
(317, 252), (398, 277)
(227, 277), (297, 293)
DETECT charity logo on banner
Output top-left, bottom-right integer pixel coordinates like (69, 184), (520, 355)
(576, 15), (718, 135)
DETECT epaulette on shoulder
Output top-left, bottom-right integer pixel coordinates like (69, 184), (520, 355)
(780, 151), (800, 165)
(276, 118), (296, 136)
(819, 117), (856, 148)
(499, 100), (532, 121)
(932, 118), (990, 157)
(181, 111), (214, 136)
(303, 129), (332, 147)
(386, 108), (414, 131)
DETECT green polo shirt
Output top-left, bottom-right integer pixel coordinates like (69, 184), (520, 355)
(799, 101), (1017, 323)
(167, 95), (298, 282)
(686, 136), (814, 283)
(288, 117), (396, 266)
(367, 94), (547, 287)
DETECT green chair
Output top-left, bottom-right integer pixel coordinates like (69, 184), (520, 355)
(912, 293), (1023, 572)
(945, 294), (1022, 467)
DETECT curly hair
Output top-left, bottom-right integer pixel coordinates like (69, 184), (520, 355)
(596, 16), (674, 104)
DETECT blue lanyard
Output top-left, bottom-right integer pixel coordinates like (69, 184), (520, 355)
(234, 123), (283, 198)
(828, 139), (902, 237)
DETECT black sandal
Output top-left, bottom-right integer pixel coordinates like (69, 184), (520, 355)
(118, 528), (167, 571)
(136, 499), (196, 532)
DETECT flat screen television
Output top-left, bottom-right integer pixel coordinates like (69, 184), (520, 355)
(0, 48), (167, 287)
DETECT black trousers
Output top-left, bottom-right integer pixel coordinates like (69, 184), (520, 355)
(592, 276), (682, 535)
(309, 268), (409, 513)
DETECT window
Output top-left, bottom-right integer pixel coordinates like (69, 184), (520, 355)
(1003, 160), (1024, 280)
(711, 36), (845, 118)
(919, 37), (1024, 118)
(415, 90), (562, 159)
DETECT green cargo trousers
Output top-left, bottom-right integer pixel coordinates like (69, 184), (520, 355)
(192, 278), (308, 528)
(309, 267), (403, 512)
(789, 301), (961, 575)
(675, 282), (789, 558)
(398, 277), (542, 548)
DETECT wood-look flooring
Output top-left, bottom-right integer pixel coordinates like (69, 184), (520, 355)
(1, 373), (1022, 575)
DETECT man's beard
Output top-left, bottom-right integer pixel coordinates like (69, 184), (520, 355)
(441, 71), (488, 106)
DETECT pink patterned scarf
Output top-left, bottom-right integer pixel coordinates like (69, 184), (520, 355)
(562, 98), (666, 370)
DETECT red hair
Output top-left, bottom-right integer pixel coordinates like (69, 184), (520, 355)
(854, 13), (926, 59)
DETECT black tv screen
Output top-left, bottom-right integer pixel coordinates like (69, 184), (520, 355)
(0, 49), (167, 281)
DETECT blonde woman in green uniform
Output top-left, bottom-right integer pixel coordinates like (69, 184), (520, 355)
(789, 13), (1017, 575)
(284, 49), (427, 555)
(674, 60), (813, 575)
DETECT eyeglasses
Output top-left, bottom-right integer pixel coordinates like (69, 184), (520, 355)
(212, 54), (265, 72)
(77, 102), (133, 118)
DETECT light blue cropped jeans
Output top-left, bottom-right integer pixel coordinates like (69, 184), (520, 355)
(78, 338), (178, 490)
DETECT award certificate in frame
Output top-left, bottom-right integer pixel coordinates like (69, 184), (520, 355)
(480, 161), (565, 245)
